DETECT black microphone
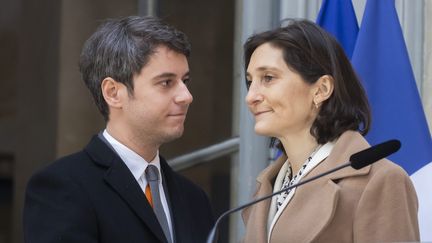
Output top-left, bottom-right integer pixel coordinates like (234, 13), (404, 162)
(206, 139), (401, 243)
(350, 139), (401, 169)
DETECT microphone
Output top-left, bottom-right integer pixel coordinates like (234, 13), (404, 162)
(206, 139), (401, 243)
(350, 139), (401, 169)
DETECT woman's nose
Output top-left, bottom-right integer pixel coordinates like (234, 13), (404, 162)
(245, 82), (263, 106)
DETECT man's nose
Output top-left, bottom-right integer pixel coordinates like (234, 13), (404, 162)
(174, 82), (193, 105)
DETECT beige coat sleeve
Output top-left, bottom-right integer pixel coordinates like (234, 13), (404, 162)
(353, 163), (420, 242)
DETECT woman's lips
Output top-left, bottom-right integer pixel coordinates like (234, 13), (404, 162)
(254, 110), (272, 117)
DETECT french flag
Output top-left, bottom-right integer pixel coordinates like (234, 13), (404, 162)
(317, 0), (432, 240)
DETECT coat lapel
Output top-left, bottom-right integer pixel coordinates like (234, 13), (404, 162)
(84, 136), (168, 243)
(242, 155), (286, 243)
(270, 177), (340, 243)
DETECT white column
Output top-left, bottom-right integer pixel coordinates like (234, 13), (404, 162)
(230, 0), (276, 241)
(423, 1), (432, 132)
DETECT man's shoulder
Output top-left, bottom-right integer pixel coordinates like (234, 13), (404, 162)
(32, 150), (94, 179)
(35, 134), (109, 176)
(55, 150), (93, 168)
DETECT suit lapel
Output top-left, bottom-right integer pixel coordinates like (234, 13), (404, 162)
(160, 158), (191, 243)
(84, 136), (168, 243)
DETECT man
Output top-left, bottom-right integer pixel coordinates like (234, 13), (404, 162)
(23, 16), (214, 243)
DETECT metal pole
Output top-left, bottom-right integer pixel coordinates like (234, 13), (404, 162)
(169, 137), (240, 171)
(230, 0), (278, 241)
(137, 0), (158, 16)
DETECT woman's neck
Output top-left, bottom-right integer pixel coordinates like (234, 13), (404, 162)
(279, 133), (319, 175)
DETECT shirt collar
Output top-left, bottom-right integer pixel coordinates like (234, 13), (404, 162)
(102, 129), (161, 181)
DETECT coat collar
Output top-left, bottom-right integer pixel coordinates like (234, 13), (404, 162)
(313, 130), (371, 180)
(257, 154), (286, 185)
(84, 135), (169, 243)
(244, 131), (372, 242)
(257, 131), (372, 187)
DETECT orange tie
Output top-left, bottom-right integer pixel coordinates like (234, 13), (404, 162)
(145, 184), (153, 207)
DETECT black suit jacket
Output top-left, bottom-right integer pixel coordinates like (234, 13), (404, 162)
(23, 135), (214, 243)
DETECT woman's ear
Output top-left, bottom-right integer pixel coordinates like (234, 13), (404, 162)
(101, 77), (125, 109)
(313, 75), (334, 106)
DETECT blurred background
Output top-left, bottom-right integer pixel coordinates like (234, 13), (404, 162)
(0, 0), (431, 243)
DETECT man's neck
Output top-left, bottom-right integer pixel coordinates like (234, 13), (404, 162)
(105, 123), (159, 162)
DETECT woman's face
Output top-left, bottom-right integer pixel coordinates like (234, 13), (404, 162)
(245, 43), (318, 139)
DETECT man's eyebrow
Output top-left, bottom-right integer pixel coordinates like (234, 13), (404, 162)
(152, 72), (177, 80)
(152, 71), (190, 80)
(182, 71), (190, 79)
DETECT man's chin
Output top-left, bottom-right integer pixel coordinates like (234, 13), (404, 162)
(160, 128), (184, 143)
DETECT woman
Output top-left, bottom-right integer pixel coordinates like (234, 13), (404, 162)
(242, 19), (419, 243)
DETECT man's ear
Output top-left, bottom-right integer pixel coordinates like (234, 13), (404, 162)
(101, 77), (125, 109)
(313, 75), (334, 106)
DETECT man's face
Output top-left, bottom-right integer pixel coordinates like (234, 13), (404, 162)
(121, 45), (193, 145)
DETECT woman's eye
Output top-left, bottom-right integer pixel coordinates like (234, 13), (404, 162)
(263, 75), (273, 82)
(245, 80), (252, 90)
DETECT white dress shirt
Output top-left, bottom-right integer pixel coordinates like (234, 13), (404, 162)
(103, 130), (174, 242)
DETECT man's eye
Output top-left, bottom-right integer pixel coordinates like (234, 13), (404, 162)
(183, 78), (190, 86)
(161, 80), (172, 86)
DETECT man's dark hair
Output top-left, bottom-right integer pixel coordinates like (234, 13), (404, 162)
(244, 19), (371, 148)
(79, 16), (191, 121)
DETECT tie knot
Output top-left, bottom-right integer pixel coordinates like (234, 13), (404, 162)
(145, 164), (159, 182)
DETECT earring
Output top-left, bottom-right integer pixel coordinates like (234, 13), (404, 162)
(314, 101), (319, 109)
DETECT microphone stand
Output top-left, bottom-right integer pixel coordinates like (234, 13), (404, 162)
(206, 162), (351, 243)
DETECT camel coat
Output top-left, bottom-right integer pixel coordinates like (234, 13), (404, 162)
(242, 131), (419, 243)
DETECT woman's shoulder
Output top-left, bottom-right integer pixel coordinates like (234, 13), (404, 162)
(369, 158), (411, 182)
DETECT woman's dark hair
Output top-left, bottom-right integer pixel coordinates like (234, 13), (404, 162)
(244, 19), (371, 148)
